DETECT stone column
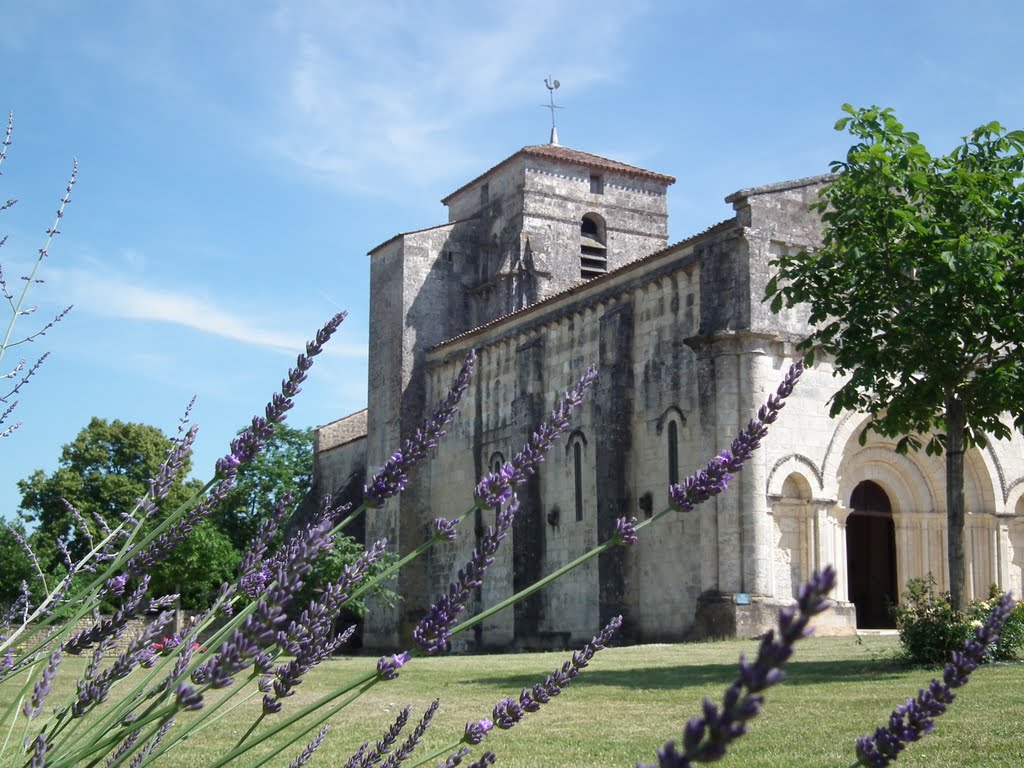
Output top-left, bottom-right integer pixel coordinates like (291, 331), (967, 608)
(891, 511), (916, 590)
(996, 514), (1013, 592)
(829, 505), (851, 603)
(739, 342), (776, 598)
(595, 302), (633, 631)
(694, 352), (720, 593)
(712, 345), (743, 593)
(511, 337), (546, 642)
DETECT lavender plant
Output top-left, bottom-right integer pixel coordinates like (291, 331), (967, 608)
(0, 114), (74, 440)
(0, 122), (1015, 768)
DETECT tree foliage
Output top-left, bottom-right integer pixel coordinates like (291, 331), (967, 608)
(148, 520), (240, 609)
(766, 105), (1024, 608)
(17, 417), (201, 562)
(0, 523), (36, 608)
(212, 423), (314, 549)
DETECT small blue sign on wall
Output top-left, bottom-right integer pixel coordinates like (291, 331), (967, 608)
(735, 593), (751, 606)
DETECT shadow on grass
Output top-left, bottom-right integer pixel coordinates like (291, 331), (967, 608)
(467, 657), (910, 691)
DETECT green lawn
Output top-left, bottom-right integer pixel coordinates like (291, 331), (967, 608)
(6, 634), (1023, 767)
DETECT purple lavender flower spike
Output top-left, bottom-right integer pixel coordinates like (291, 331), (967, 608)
(289, 724), (330, 768)
(379, 699), (440, 768)
(199, 516), (335, 691)
(376, 651), (410, 681)
(474, 367), (598, 508)
(433, 517), (459, 541)
(137, 421), (198, 520)
(437, 747), (471, 767)
(415, 497), (521, 654)
(344, 705), (411, 768)
(106, 573), (129, 597)
(174, 682), (204, 711)
(29, 732), (50, 768)
(257, 533), (384, 713)
(8, 526), (45, 587)
(465, 752), (497, 768)
(64, 498), (94, 551)
(853, 591), (1016, 767)
(669, 362), (802, 513)
(463, 718), (494, 745)
(239, 565), (271, 599)
(128, 718), (174, 768)
(105, 729), (142, 768)
(640, 566), (834, 768)
(23, 650), (61, 719)
(614, 516), (639, 545)
(365, 350), (476, 508)
(64, 577), (153, 655)
(481, 616), (622, 734)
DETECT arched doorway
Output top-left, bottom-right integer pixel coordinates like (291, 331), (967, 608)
(846, 480), (898, 628)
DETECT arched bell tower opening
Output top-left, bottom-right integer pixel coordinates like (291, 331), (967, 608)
(846, 480), (898, 628)
(579, 213), (607, 279)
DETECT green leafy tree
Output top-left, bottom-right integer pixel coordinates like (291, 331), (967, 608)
(148, 520), (240, 610)
(0, 522), (36, 609)
(17, 417), (203, 569)
(767, 105), (1024, 609)
(212, 423), (314, 549)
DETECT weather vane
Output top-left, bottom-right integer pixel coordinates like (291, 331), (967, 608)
(542, 76), (563, 146)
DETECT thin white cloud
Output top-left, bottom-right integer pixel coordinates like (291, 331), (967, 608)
(48, 266), (365, 357)
(261, 0), (647, 193)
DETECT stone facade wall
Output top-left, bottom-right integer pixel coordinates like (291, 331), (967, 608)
(422, 231), (718, 645)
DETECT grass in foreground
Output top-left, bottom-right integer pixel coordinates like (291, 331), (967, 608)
(7, 634), (1023, 767)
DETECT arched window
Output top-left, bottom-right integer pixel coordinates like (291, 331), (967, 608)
(573, 441), (584, 521)
(667, 420), (679, 486)
(580, 214), (607, 280)
(488, 451), (505, 475)
(657, 407), (686, 490)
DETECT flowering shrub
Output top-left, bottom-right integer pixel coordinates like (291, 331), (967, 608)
(893, 576), (972, 666)
(967, 586), (1024, 662)
(894, 576), (1023, 666)
(0, 117), (1018, 768)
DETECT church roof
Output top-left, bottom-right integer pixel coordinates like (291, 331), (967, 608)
(441, 145), (676, 205)
(724, 173), (835, 203)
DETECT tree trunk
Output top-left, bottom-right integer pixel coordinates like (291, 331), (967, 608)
(945, 396), (966, 611)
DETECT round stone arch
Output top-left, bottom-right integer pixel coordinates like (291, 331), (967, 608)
(767, 454), (824, 498)
(823, 410), (1000, 514)
(820, 411), (869, 499)
(963, 446), (999, 514)
(1005, 480), (1024, 515)
(837, 446), (936, 515)
(781, 472), (813, 501)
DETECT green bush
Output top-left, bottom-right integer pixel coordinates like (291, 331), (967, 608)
(894, 576), (1024, 665)
(966, 585), (1024, 661)
(893, 576), (971, 665)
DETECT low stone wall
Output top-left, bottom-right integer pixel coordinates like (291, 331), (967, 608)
(16, 612), (208, 657)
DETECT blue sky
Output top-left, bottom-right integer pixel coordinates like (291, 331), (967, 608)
(2, 0), (1023, 518)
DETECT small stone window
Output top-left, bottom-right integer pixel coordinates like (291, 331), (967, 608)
(668, 420), (679, 486)
(489, 451), (505, 475)
(480, 183), (489, 205)
(580, 213), (607, 280)
(589, 174), (604, 194)
(573, 441), (584, 521)
(566, 432), (589, 522)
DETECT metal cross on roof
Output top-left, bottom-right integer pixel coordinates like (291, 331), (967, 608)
(541, 77), (563, 146)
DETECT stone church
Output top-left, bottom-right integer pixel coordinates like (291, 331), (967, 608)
(315, 136), (1024, 650)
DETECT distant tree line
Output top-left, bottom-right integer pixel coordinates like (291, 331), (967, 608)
(1, 418), (370, 616)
